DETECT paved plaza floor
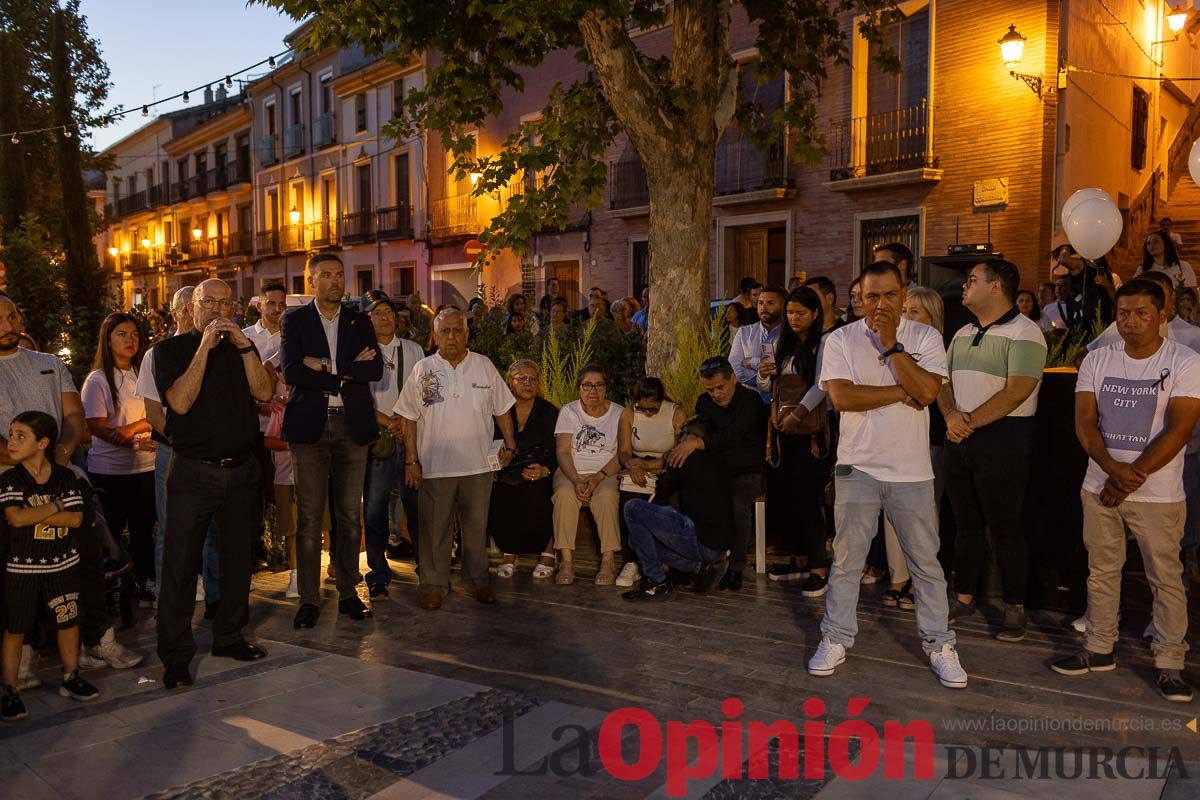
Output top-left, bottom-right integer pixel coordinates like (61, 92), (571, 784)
(3, 548), (1200, 799)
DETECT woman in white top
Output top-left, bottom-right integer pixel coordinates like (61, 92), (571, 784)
(553, 363), (624, 586)
(615, 377), (686, 587)
(1136, 231), (1197, 288)
(81, 312), (157, 591)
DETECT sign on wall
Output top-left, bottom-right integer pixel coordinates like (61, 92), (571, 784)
(973, 178), (1009, 209)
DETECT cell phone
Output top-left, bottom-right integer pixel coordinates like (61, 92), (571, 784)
(761, 341), (775, 364)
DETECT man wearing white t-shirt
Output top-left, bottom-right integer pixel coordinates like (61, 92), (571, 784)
(807, 262), (968, 690)
(396, 308), (517, 610)
(1055, 279), (1200, 703)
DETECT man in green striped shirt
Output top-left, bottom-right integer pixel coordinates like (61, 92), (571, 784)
(937, 260), (1048, 642)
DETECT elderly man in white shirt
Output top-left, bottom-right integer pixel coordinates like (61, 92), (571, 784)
(395, 308), (517, 610)
(728, 287), (786, 402)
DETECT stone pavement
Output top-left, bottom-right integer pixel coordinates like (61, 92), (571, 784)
(2, 550), (1199, 799)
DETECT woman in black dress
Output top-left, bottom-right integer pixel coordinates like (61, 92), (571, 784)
(490, 359), (559, 578)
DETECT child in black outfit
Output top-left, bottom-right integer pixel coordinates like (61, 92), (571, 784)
(1, 411), (100, 721)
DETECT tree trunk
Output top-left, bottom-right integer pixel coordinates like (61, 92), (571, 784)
(51, 8), (105, 369)
(0, 30), (30, 229)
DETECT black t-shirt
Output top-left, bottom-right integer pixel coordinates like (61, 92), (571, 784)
(1, 463), (86, 573)
(153, 331), (259, 460)
(1066, 267), (1115, 328)
(653, 449), (734, 552)
(696, 384), (766, 475)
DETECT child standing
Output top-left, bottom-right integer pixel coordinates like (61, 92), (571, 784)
(1, 411), (100, 721)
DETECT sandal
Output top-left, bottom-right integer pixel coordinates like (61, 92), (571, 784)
(555, 560), (575, 585)
(860, 567), (887, 586)
(595, 557), (616, 586)
(532, 553), (556, 580)
(497, 560), (516, 579)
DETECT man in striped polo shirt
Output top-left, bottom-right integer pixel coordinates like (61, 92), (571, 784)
(937, 260), (1048, 642)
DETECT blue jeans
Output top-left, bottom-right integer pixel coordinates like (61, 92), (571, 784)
(623, 499), (722, 583)
(155, 444), (220, 601)
(1184, 453), (1199, 550)
(363, 445), (419, 588)
(822, 467), (954, 654)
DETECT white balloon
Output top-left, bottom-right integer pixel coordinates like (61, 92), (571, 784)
(1189, 139), (1200, 188)
(1061, 188), (1114, 230)
(1065, 197), (1123, 260)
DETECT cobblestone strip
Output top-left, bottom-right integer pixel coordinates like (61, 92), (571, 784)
(699, 738), (855, 800)
(141, 688), (543, 800)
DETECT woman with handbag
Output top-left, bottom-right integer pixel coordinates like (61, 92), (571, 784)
(489, 360), (559, 579)
(758, 287), (832, 597)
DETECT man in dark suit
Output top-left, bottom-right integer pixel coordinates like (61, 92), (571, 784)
(282, 253), (383, 629)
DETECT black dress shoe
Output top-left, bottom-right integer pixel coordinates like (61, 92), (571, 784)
(163, 665), (193, 690)
(293, 603), (320, 630)
(338, 596), (373, 620)
(368, 584), (390, 599)
(204, 601), (219, 620)
(719, 569), (743, 591)
(211, 641), (268, 661)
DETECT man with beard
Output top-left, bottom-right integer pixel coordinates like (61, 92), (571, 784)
(283, 254), (383, 629)
(729, 286), (785, 402)
(154, 279), (274, 689)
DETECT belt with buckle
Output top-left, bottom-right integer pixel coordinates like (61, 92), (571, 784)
(194, 453), (249, 468)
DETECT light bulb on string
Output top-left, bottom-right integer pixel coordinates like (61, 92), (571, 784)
(268, 56), (276, 68)
(225, 75), (233, 88)
(63, 127), (71, 138)
(9, 134), (17, 145)
(182, 90), (190, 104)
(142, 105), (149, 117)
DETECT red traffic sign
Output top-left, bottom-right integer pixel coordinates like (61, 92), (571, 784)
(464, 239), (485, 260)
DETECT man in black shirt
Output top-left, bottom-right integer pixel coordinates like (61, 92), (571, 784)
(666, 356), (765, 590)
(623, 418), (732, 599)
(154, 279), (274, 690)
(1057, 244), (1116, 329)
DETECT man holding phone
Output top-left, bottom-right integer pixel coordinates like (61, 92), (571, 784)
(806, 261), (967, 690)
(729, 287), (786, 402)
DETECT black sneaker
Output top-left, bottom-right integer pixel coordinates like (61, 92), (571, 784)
(622, 577), (674, 601)
(694, 558), (729, 595)
(368, 584), (390, 599)
(719, 569), (743, 591)
(59, 671), (100, 702)
(1051, 650), (1116, 676)
(947, 598), (977, 624)
(667, 570), (694, 588)
(800, 572), (828, 598)
(1, 685), (27, 721)
(767, 560), (808, 583)
(1158, 670), (1194, 703)
(996, 604), (1027, 642)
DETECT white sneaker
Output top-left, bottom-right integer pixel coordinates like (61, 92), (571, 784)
(1071, 615), (1088, 634)
(195, 577), (205, 602)
(807, 638), (846, 676)
(285, 569), (299, 599)
(616, 562), (641, 588)
(84, 627), (144, 670)
(929, 643), (968, 689)
(17, 645), (40, 690)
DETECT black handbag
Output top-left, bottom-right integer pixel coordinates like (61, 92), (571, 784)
(497, 444), (552, 485)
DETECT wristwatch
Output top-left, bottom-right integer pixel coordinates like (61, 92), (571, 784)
(320, 358), (330, 373)
(881, 342), (905, 359)
(237, 344), (255, 354)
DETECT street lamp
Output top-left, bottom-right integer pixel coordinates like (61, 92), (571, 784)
(289, 206), (301, 225)
(191, 227), (203, 240)
(107, 246), (118, 257)
(1169, 4), (1188, 33)
(141, 237), (151, 249)
(998, 23), (1043, 98)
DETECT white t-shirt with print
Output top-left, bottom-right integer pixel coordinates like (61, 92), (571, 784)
(81, 368), (155, 475)
(554, 400), (623, 475)
(134, 348), (159, 403)
(393, 350), (515, 479)
(819, 317), (948, 482)
(1077, 338), (1200, 503)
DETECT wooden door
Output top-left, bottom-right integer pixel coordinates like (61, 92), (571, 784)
(546, 260), (580, 309)
(737, 228), (769, 285)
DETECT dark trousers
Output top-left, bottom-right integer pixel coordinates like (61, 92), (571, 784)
(76, 500), (109, 647)
(157, 453), (260, 669)
(728, 472), (764, 571)
(776, 435), (832, 569)
(363, 445), (419, 588)
(90, 471), (158, 582)
(291, 414), (369, 605)
(945, 419), (1034, 604)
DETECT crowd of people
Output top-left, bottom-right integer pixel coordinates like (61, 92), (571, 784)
(2, 224), (1199, 722)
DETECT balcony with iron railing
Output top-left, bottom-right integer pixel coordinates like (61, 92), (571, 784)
(314, 113), (336, 149)
(280, 224), (306, 252)
(283, 124), (304, 160)
(430, 193), (479, 238)
(223, 159), (250, 187)
(340, 210), (375, 243)
(827, 100), (937, 183)
(376, 204), (414, 240)
(128, 252), (150, 271)
(255, 230), (279, 256)
(305, 218), (337, 248)
(260, 134), (279, 167)
(608, 160), (649, 210)
(715, 133), (790, 195)
(116, 190), (148, 216)
(226, 230), (253, 256)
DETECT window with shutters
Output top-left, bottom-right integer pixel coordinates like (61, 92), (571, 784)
(1131, 87), (1149, 171)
